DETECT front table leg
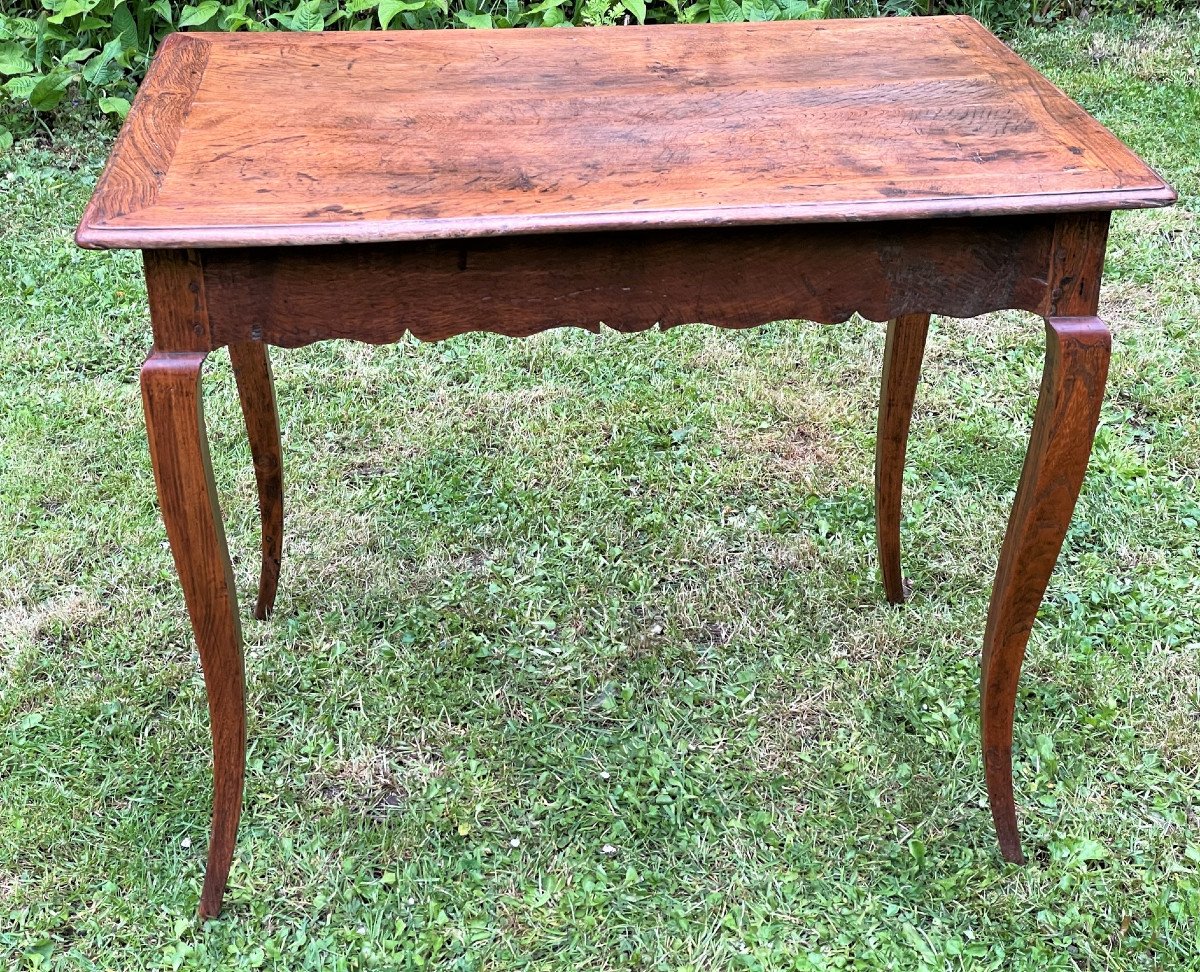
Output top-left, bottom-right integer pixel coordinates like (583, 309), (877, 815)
(141, 350), (246, 918)
(981, 316), (1110, 862)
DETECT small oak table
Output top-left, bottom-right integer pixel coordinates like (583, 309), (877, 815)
(78, 17), (1174, 917)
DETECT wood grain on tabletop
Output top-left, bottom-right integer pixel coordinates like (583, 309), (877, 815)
(76, 16), (1175, 249)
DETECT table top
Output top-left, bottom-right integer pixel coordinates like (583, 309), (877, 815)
(76, 17), (1174, 250)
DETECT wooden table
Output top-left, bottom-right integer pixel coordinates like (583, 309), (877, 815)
(78, 17), (1174, 917)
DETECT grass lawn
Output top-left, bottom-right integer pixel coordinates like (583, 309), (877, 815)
(2, 13), (1199, 971)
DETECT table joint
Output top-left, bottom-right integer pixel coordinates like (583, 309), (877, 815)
(145, 249), (214, 353)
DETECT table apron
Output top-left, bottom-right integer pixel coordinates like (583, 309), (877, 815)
(149, 214), (1106, 351)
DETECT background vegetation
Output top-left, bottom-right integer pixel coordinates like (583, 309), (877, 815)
(2, 10), (1198, 970)
(0, 0), (1190, 144)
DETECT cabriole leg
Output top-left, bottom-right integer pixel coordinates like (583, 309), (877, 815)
(876, 314), (931, 604)
(229, 341), (283, 620)
(141, 350), (246, 918)
(981, 316), (1110, 862)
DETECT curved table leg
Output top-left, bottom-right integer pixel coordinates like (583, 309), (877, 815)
(876, 314), (931, 605)
(229, 341), (283, 621)
(142, 350), (246, 919)
(981, 316), (1110, 862)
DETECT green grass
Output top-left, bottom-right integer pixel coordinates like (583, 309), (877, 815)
(2, 13), (1199, 971)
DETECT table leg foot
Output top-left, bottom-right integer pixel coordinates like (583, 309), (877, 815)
(981, 316), (1110, 864)
(876, 314), (930, 605)
(141, 350), (246, 919)
(229, 341), (283, 621)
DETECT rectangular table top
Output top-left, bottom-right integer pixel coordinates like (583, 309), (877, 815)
(77, 17), (1174, 250)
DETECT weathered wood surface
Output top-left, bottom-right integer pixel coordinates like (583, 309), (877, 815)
(142, 248), (210, 352)
(140, 347), (245, 920)
(980, 315), (1110, 863)
(199, 217), (1058, 347)
(76, 17), (1174, 249)
(229, 341), (283, 621)
(876, 314), (931, 605)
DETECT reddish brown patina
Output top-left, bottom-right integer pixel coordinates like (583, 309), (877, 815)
(78, 17), (1174, 917)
